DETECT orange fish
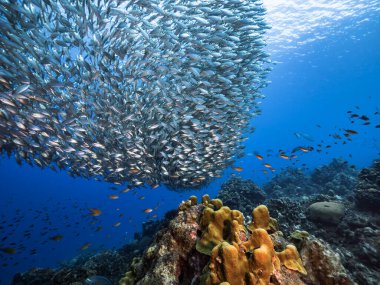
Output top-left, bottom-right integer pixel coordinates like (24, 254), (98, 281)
(152, 184), (160, 189)
(279, 154), (289, 159)
(108, 195), (119, 199)
(263, 163), (272, 168)
(233, 167), (243, 171)
(255, 154), (263, 160)
(143, 208), (153, 213)
(89, 208), (102, 217)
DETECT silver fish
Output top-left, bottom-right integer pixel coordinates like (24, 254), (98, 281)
(0, 0), (271, 189)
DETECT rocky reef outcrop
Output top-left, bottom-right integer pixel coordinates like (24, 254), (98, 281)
(355, 159), (380, 213)
(120, 195), (354, 285)
(264, 158), (358, 198)
(217, 177), (266, 216)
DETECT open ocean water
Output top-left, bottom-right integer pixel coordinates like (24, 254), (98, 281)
(1, 0), (380, 284)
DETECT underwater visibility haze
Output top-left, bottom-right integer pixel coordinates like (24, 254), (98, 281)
(0, 0), (380, 284)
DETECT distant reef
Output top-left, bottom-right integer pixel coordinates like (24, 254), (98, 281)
(11, 158), (380, 285)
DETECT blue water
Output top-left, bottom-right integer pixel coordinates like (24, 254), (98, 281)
(1, 3), (380, 285)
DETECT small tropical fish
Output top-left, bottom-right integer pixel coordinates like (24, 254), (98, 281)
(279, 154), (289, 159)
(299, 146), (312, 152)
(143, 208), (153, 213)
(49, 235), (63, 241)
(80, 242), (92, 251)
(255, 154), (263, 160)
(344, 129), (358, 135)
(263, 163), (272, 168)
(122, 187), (131, 193)
(113, 222), (121, 227)
(89, 208), (102, 217)
(108, 195), (119, 200)
(233, 167), (243, 171)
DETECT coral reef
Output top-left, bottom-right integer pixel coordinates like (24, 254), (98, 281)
(310, 158), (358, 196)
(264, 158), (358, 198)
(355, 159), (380, 213)
(217, 177), (266, 216)
(11, 159), (380, 285)
(122, 197), (309, 285)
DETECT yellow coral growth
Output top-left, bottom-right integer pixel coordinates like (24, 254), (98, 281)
(196, 205), (244, 255)
(206, 241), (253, 285)
(248, 205), (278, 233)
(277, 245), (307, 275)
(244, 229), (279, 283)
(204, 229), (279, 285)
(199, 203), (307, 285)
(189, 195), (198, 205)
(210, 198), (223, 210)
(252, 205), (270, 229)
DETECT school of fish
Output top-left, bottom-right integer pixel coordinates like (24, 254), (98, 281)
(0, 0), (270, 188)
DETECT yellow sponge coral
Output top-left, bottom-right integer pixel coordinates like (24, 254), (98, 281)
(248, 205), (278, 233)
(199, 203), (307, 285)
(277, 245), (307, 275)
(196, 205), (245, 255)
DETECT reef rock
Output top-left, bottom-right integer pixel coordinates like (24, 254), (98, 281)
(355, 159), (380, 213)
(217, 177), (266, 216)
(120, 201), (208, 285)
(264, 159), (358, 199)
(307, 201), (345, 225)
(300, 237), (355, 285)
(311, 158), (358, 196)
